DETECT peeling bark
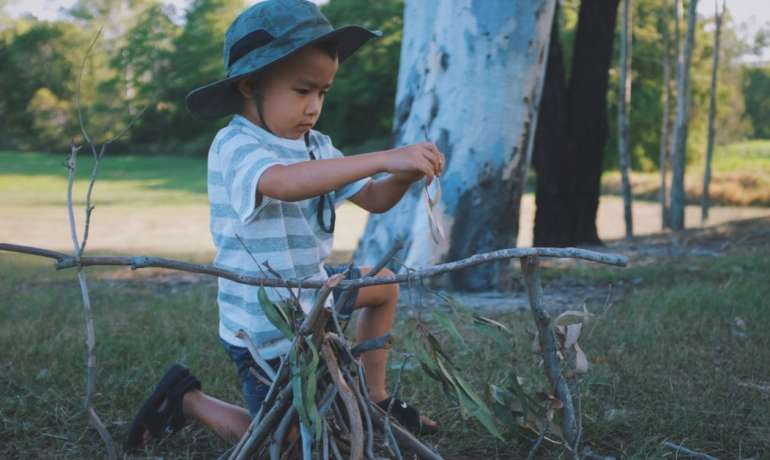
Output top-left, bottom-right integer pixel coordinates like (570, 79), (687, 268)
(356, 0), (557, 291)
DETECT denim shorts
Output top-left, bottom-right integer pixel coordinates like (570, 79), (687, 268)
(222, 264), (361, 416)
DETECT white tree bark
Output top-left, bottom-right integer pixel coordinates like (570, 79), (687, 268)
(618, 0), (634, 239)
(701, 0), (725, 221)
(355, 0), (557, 291)
(669, 0), (698, 231)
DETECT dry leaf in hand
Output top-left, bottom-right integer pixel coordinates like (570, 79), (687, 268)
(574, 342), (589, 374)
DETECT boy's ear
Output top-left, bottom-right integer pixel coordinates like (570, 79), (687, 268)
(236, 77), (255, 99)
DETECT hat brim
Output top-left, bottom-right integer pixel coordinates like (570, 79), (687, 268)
(186, 25), (381, 120)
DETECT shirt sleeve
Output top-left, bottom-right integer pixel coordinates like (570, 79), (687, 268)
(223, 140), (283, 223)
(320, 135), (371, 206)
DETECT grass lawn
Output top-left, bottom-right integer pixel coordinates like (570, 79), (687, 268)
(1, 221), (769, 458)
(0, 150), (207, 207)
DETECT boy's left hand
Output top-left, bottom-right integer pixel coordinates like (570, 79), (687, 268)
(386, 142), (445, 185)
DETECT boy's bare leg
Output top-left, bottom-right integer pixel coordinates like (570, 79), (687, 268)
(140, 390), (251, 445)
(183, 390), (251, 443)
(354, 267), (437, 428)
(353, 266), (399, 403)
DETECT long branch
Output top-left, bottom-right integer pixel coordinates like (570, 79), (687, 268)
(65, 145), (115, 457)
(0, 243), (628, 291)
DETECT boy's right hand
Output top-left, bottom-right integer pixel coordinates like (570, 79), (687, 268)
(381, 142), (445, 185)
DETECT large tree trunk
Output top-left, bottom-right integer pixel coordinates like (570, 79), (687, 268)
(355, 0), (557, 291)
(532, 8), (569, 247)
(617, 0), (634, 239)
(533, 0), (621, 247)
(701, 0), (724, 221)
(669, 0), (698, 231)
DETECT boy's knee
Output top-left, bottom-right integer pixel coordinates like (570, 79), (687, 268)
(360, 266), (399, 305)
(377, 267), (399, 299)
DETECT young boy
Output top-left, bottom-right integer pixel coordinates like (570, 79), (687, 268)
(127, 0), (443, 449)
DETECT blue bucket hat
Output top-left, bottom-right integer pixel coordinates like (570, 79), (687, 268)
(186, 0), (382, 119)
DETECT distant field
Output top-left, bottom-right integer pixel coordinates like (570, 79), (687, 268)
(2, 142), (770, 254)
(0, 151), (207, 207)
(709, 139), (770, 173)
(603, 139), (770, 207)
(4, 139), (768, 208)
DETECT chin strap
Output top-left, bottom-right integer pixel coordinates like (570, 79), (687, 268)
(304, 132), (335, 233)
(252, 89), (275, 135)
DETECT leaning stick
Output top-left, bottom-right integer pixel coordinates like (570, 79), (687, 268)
(521, 256), (578, 455)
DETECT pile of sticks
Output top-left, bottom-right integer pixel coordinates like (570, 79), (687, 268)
(224, 243), (443, 460)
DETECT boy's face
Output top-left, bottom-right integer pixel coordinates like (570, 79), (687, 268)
(239, 45), (339, 140)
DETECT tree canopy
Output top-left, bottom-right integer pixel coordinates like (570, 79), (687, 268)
(0, 0), (766, 159)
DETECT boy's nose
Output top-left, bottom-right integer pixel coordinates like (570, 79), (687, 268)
(306, 96), (323, 116)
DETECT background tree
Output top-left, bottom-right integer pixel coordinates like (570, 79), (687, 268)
(317, 0), (404, 151)
(670, 0), (699, 231)
(742, 65), (770, 139)
(700, 0), (725, 221)
(533, 0), (621, 247)
(161, 0), (245, 153)
(617, 0), (634, 238)
(658, 1), (674, 229)
(0, 20), (90, 150)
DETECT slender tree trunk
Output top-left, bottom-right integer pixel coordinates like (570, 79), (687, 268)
(669, 0), (698, 231)
(701, 0), (725, 221)
(617, 0), (634, 239)
(355, 0), (557, 291)
(658, 1), (673, 229)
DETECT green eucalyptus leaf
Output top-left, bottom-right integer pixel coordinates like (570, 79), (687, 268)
(433, 310), (466, 345)
(258, 286), (295, 339)
(304, 339), (322, 440)
(290, 345), (310, 428)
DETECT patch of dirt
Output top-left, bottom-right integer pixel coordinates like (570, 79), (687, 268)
(402, 216), (770, 315)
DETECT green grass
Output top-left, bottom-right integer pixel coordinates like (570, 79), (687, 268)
(603, 139), (770, 206)
(0, 151), (207, 207)
(710, 139), (770, 173)
(2, 238), (769, 458)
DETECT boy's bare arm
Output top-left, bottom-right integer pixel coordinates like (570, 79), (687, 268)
(258, 143), (444, 204)
(347, 173), (418, 213)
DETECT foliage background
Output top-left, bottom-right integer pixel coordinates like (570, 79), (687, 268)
(0, 0), (768, 167)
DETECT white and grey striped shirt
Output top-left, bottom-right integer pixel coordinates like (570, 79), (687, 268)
(208, 114), (369, 358)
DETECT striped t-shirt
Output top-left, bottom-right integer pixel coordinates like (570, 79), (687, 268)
(208, 114), (369, 358)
